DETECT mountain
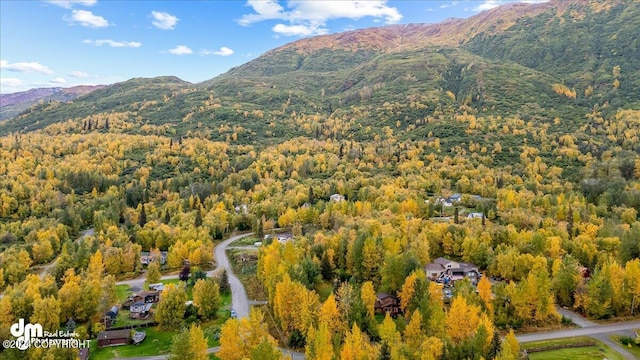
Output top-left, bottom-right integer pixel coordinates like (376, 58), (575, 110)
(0, 87), (63, 107)
(0, 85), (104, 121)
(1, 0), (638, 158)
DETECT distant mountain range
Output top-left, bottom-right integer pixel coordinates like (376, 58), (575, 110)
(1, 0), (637, 151)
(0, 85), (104, 121)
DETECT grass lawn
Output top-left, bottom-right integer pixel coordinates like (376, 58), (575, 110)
(89, 298), (232, 360)
(230, 236), (260, 246)
(610, 335), (640, 358)
(522, 337), (624, 360)
(89, 326), (176, 360)
(115, 284), (134, 303)
(111, 309), (154, 328)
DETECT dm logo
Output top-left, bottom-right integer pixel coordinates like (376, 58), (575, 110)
(10, 319), (43, 350)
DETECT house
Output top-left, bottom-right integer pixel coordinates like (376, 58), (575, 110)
(124, 290), (160, 309)
(425, 257), (480, 285)
(129, 302), (153, 319)
(265, 233), (293, 244)
(134, 290), (160, 303)
(435, 197), (453, 207)
(425, 263), (447, 279)
(97, 329), (130, 347)
(277, 234), (293, 244)
(374, 293), (401, 316)
(448, 193), (462, 203)
(140, 251), (168, 265)
(467, 212), (484, 219)
(330, 194), (345, 202)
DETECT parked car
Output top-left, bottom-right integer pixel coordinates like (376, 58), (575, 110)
(230, 309), (237, 319)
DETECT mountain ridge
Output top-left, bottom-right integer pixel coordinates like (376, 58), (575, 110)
(1, 0), (637, 145)
(0, 85), (104, 121)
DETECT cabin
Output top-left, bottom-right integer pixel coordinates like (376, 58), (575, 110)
(97, 329), (130, 347)
(129, 302), (153, 319)
(330, 194), (345, 202)
(374, 293), (401, 316)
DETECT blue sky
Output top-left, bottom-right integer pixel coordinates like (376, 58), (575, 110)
(0, 0), (548, 94)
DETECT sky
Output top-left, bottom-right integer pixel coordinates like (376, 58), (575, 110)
(0, 0), (548, 94)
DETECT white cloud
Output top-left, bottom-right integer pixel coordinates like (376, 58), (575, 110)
(473, 0), (550, 12)
(473, 1), (502, 11)
(83, 39), (142, 47)
(238, 0), (402, 37)
(201, 47), (234, 56)
(151, 11), (179, 30)
(66, 9), (109, 28)
(168, 45), (193, 55)
(49, 77), (67, 85)
(440, 1), (458, 9)
(272, 23), (328, 37)
(0, 78), (25, 93)
(1, 60), (54, 74)
(69, 70), (89, 78)
(44, 0), (96, 9)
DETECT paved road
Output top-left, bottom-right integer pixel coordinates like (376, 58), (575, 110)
(214, 233), (253, 319)
(555, 305), (597, 328)
(516, 320), (640, 343)
(552, 306), (637, 359)
(593, 333), (637, 360)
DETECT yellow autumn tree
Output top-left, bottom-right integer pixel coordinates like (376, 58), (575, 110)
(305, 322), (334, 360)
(398, 272), (418, 314)
(445, 296), (481, 344)
(361, 281), (376, 319)
(477, 274), (494, 315)
(319, 293), (343, 333)
(340, 323), (379, 360)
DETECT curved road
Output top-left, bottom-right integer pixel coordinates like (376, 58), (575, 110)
(114, 232), (305, 360)
(214, 234), (252, 319)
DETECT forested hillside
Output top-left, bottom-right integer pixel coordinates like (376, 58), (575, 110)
(1, 0), (639, 359)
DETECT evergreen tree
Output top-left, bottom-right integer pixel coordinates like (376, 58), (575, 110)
(139, 204), (147, 227)
(194, 207), (203, 227)
(218, 269), (230, 293)
(309, 185), (315, 204)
